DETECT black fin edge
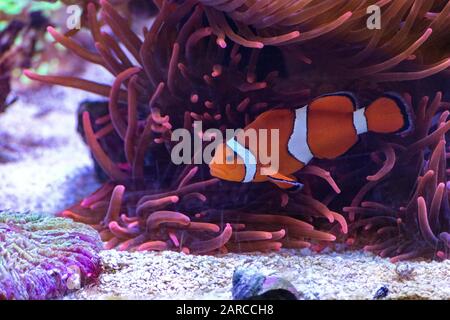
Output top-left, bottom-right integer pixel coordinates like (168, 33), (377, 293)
(383, 92), (414, 135)
(268, 176), (304, 191)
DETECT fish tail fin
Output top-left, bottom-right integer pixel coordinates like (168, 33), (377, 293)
(365, 92), (413, 135)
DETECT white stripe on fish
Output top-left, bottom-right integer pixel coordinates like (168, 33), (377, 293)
(288, 106), (314, 165)
(226, 138), (257, 183)
(353, 107), (368, 134)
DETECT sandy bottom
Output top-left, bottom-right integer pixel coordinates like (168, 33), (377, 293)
(68, 249), (450, 300)
(1, 66), (449, 300)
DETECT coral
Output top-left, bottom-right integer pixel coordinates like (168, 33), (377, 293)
(0, 8), (52, 112)
(0, 210), (102, 300)
(0, 20), (26, 113)
(0, 1), (61, 24)
(395, 263), (415, 281)
(24, 0), (450, 260)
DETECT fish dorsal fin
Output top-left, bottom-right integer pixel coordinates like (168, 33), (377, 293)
(309, 92), (358, 113)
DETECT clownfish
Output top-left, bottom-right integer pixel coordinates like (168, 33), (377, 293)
(209, 92), (412, 191)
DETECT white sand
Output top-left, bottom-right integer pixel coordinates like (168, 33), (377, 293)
(1, 66), (449, 300)
(0, 67), (106, 213)
(67, 249), (450, 300)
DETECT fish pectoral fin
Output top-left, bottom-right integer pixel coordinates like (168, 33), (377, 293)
(268, 173), (303, 191)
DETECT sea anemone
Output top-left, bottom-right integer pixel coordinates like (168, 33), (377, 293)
(24, 0), (450, 260)
(0, 210), (102, 300)
(36, 0), (158, 31)
(343, 93), (450, 261)
(196, 0), (450, 86)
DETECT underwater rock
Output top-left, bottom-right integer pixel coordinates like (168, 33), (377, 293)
(0, 211), (102, 300)
(373, 285), (389, 300)
(232, 267), (299, 300)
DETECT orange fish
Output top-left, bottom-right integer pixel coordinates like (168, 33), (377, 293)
(209, 92), (412, 191)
